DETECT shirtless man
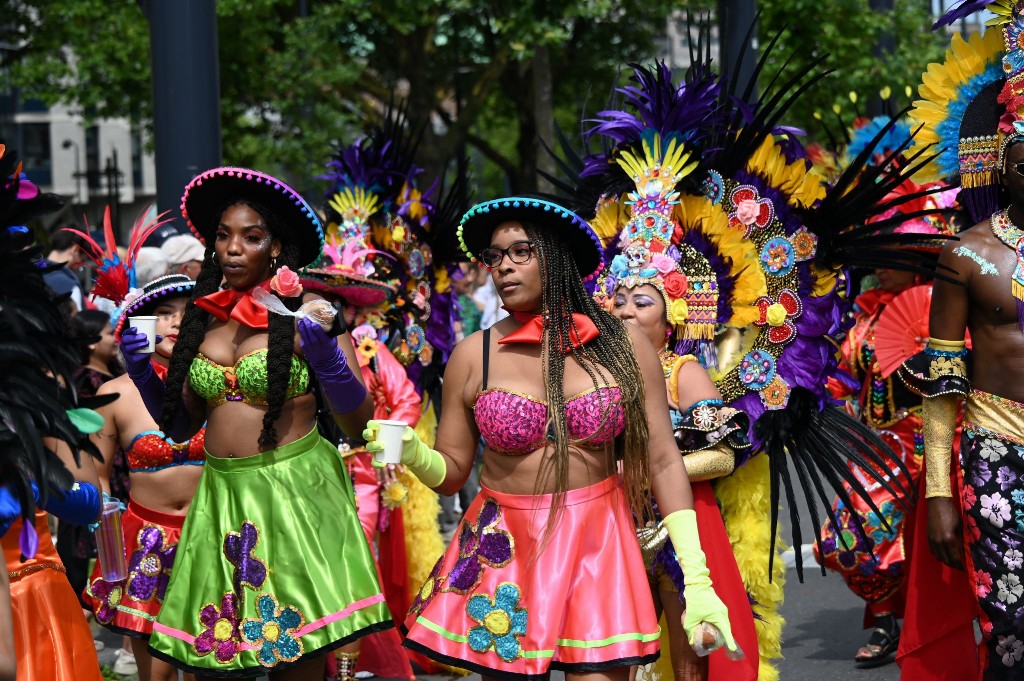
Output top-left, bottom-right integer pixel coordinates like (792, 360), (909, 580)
(923, 139), (1024, 678)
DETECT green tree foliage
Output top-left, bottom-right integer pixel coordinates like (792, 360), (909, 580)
(757, 0), (947, 139)
(2, 0), (676, 196)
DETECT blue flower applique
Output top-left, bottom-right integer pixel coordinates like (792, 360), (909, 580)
(241, 594), (305, 667)
(467, 582), (528, 662)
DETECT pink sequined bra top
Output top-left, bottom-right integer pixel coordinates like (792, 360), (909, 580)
(472, 328), (625, 456)
(473, 386), (625, 455)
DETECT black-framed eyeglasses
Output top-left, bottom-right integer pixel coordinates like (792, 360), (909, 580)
(478, 240), (536, 268)
(1012, 162), (1024, 177)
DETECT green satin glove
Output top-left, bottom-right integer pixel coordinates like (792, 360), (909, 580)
(663, 509), (739, 654)
(363, 419), (447, 488)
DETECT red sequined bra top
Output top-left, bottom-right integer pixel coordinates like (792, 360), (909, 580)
(125, 427), (206, 473)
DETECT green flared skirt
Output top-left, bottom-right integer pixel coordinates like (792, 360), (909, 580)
(148, 428), (392, 678)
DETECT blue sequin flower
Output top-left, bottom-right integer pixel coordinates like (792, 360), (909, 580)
(865, 501), (903, 546)
(466, 582), (528, 662)
(241, 594), (305, 667)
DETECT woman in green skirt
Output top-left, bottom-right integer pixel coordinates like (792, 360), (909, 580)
(122, 167), (391, 680)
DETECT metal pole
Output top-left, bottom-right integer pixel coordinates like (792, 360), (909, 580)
(717, 0), (759, 98)
(868, 0), (895, 117)
(138, 0), (222, 242)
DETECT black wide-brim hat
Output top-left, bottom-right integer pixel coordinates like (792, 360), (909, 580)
(114, 274), (196, 340)
(181, 167), (325, 268)
(457, 196), (604, 280)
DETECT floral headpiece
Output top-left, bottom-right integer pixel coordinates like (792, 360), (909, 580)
(593, 126), (717, 342)
(909, 28), (1005, 223)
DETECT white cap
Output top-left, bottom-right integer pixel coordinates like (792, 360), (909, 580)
(162, 234), (206, 266)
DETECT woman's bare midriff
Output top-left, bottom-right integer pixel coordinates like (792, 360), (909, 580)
(129, 467), (203, 514)
(479, 444), (618, 495)
(203, 393), (318, 458)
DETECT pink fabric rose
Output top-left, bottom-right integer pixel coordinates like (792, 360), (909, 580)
(270, 266), (302, 297)
(735, 199), (760, 226)
(650, 253), (676, 275)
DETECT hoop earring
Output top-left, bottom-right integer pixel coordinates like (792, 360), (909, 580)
(271, 256), (278, 271)
(209, 251), (218, 264)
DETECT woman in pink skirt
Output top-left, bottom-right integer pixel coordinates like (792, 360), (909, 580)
(364, 196), (738, 680)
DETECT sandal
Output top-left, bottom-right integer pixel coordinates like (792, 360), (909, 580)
(854, 625), (900, 668)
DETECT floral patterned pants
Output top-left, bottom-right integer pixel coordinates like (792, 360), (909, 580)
(962, 423), (1024, 678)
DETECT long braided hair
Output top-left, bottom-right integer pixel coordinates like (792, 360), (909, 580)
(161, 199), (302, 450)
(524, 221), (655, 536)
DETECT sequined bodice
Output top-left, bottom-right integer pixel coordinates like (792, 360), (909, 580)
(847, 314), (921, 428)
(126, 427), (207, 473)
(473, 387), (625, 455)
(189, 349), (310, 407)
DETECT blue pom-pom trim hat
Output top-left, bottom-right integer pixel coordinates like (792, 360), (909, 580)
(457, 196), (604, 281)
(181, 167), (326, 268)
(113, 274), (196, 340)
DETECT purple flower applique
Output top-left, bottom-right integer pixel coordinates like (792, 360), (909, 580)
(410, 555), (445, 615)
(444, 499), (513, 594)
(195, 593), (242, 664)
(999, 466), (1018, 492)
(89, 578), (125, 624)
(224, 521), (267, 594)
(972, 460), (992, 488)
(819, 508), (873, 570)
(126, 525), (176, 603)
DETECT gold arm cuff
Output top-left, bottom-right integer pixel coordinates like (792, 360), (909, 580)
(683, 442), (736, 482)
(927, 338), (967, 353)
(923, 392), (958, 498)
(668, 354), (699, 406)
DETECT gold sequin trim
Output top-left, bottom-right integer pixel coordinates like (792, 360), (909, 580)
(9, 561), (65, 582)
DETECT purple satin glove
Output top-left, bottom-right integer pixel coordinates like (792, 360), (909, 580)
(298, 317), (367, 415)
(120, 326), (167, 423)
(120, 326), (160, 376)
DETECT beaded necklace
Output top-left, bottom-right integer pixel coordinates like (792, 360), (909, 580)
(990, 208), (1024, 332)
(659, 347), (678, 378)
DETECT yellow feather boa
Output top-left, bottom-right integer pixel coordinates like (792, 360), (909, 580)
(715, 453), (787, 681)
(404, 403), (447, 598)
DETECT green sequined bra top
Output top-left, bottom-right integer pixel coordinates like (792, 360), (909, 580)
(189, 349), (311, 407)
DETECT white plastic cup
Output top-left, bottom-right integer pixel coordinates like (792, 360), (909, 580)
(127, 315), (158, 353)
(373, 419), (407, 465)
(94, 499), (127, 581)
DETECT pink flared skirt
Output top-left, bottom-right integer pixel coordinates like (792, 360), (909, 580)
(403, 475), (660, 679)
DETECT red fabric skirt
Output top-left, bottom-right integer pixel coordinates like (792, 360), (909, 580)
(326, 452), (414, 680)
(403, 475), (660, 679)
(82, 497), (185, 638)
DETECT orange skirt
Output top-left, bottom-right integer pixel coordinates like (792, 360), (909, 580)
(5, 513), (103, 681)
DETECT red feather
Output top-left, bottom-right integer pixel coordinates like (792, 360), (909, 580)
(62, 205), (173, 306)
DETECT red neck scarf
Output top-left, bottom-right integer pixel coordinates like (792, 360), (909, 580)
(150, 360), (168, 381)
(498, 309), (600, 353)
(195, 280), (272, 330)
